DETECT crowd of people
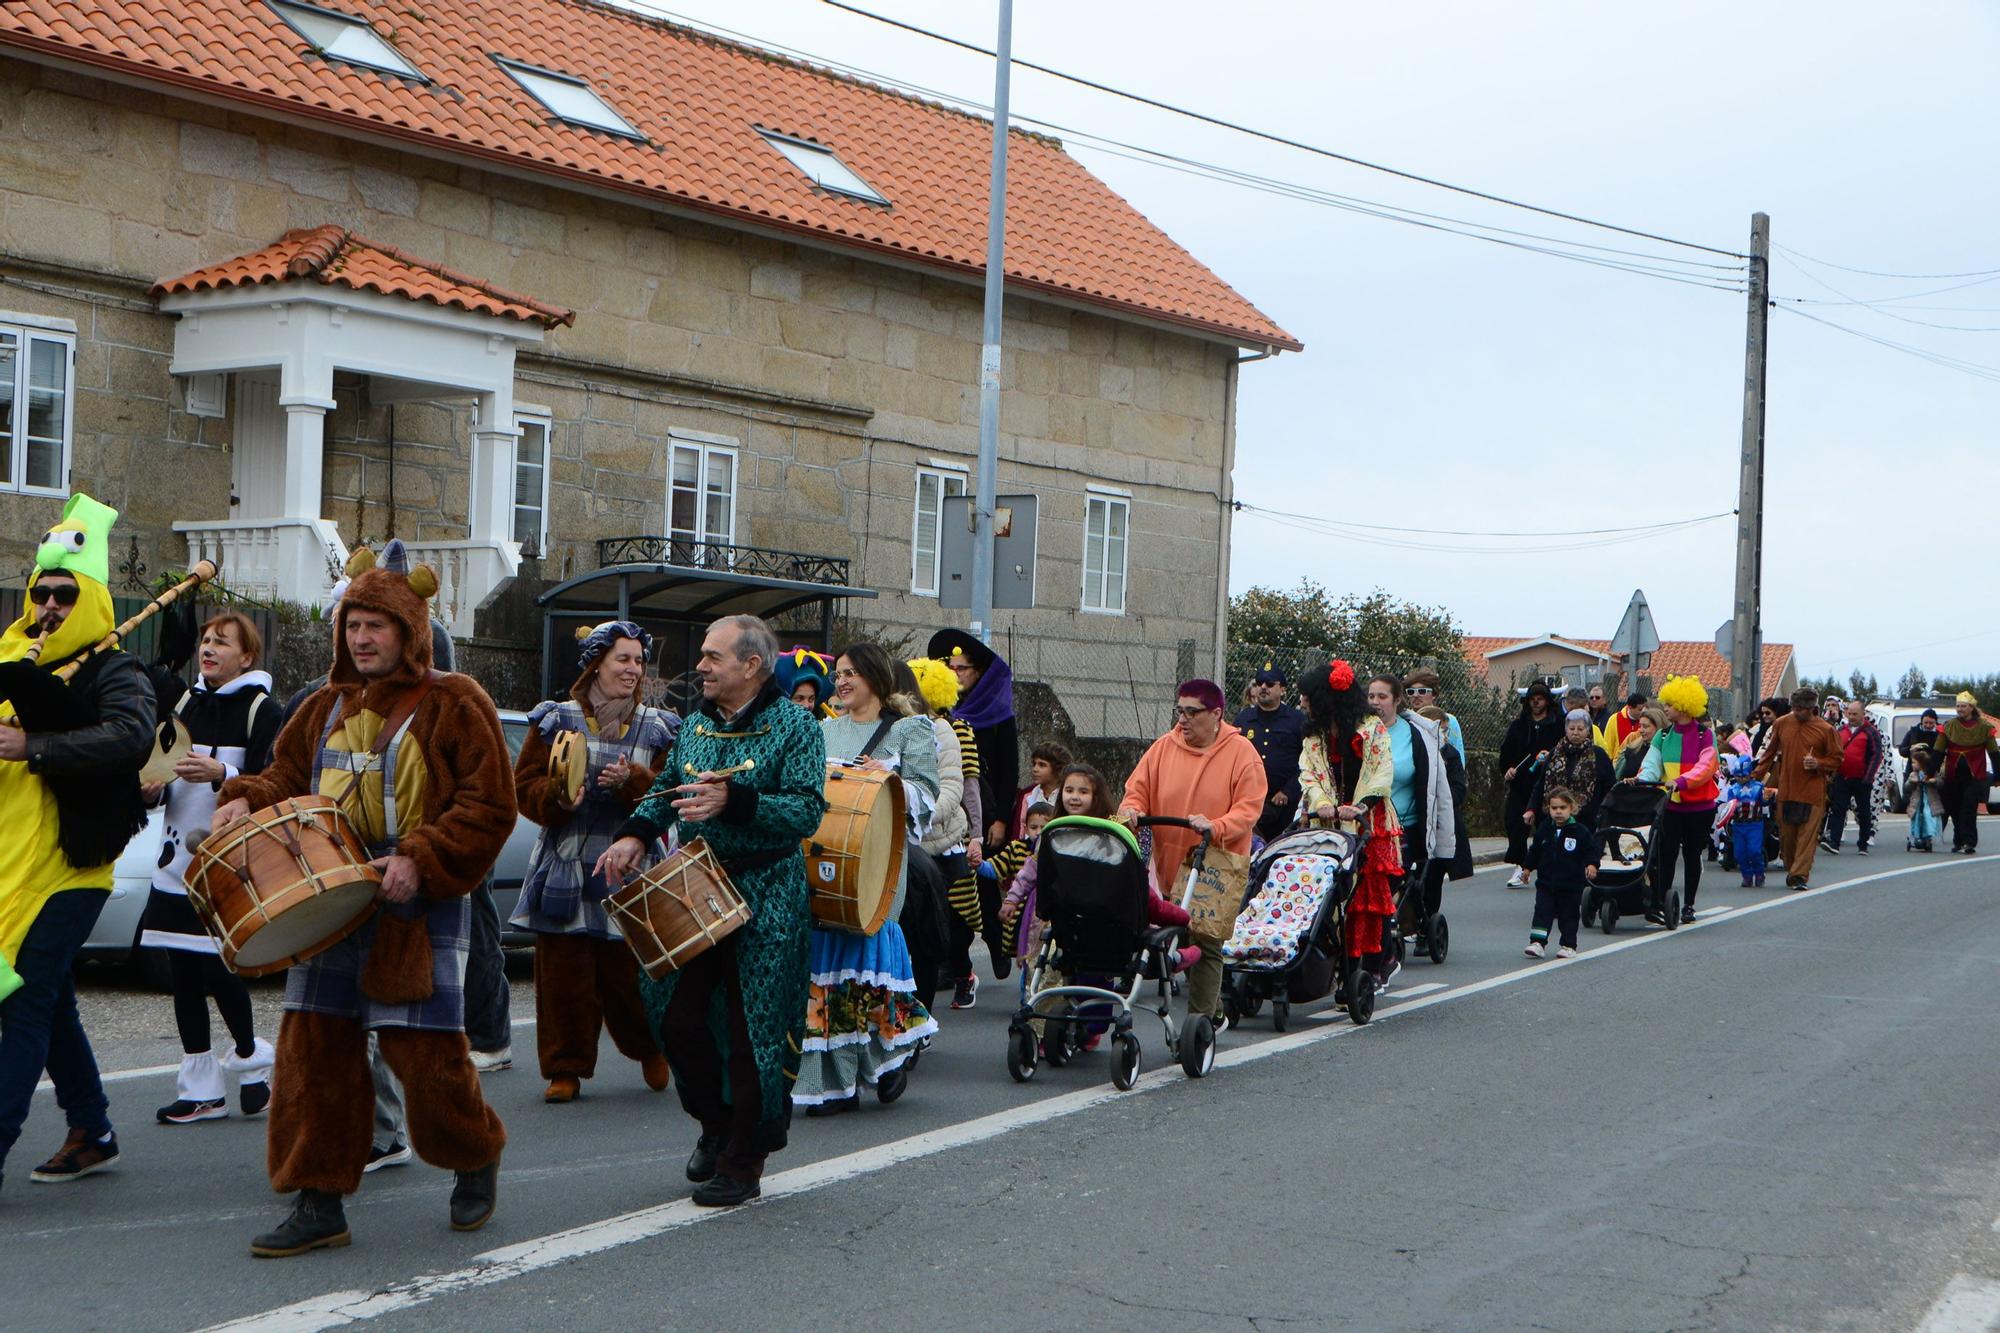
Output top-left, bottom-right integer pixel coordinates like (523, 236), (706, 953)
(0, 498), (1994, 1259)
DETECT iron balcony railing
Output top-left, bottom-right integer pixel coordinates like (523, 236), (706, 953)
(595, 536), (852, 586)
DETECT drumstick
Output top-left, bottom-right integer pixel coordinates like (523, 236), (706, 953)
(682, 760), (756, 780)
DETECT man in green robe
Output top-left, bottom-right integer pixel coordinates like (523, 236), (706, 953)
(599, 615), (826, 1207)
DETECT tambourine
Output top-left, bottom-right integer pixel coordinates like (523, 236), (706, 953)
(550, 729), (588, 805)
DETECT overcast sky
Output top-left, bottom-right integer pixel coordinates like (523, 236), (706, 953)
(637, 0), (1999, 681)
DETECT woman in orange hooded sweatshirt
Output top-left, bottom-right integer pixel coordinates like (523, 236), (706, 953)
(1117, 678), (1267, 1031)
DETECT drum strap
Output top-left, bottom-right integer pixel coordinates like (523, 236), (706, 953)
(318, 673), (440, 851)
(856, 718), (894, 760)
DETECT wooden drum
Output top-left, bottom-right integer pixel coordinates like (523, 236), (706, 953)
(608, 838), (751, 980)
(183, 795), (381, 977)
(802, 764), (906, 936)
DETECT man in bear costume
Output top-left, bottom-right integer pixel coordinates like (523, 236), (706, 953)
(215, 539), (515, 1256)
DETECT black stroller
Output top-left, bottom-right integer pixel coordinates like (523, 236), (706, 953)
(1005, 815), (1218, 1091)
(1220, 825), (1364, 1032)
(1579, 784), (1677, 934)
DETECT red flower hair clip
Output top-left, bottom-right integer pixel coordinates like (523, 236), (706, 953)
(1327, 659), (1355, 692)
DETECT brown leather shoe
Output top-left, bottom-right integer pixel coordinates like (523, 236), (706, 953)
(641, 1054), (670, 1092)
(543, 1075), (580, 1103)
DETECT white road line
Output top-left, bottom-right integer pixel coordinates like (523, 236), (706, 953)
(1386, 981), (1449, 998)
(1914, 1275), (2000, 1333)
(207, 853), (1996, 1332)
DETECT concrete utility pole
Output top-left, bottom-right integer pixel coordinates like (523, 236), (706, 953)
(968, 0), (1013, 647)
(1729, 213), (1770, 718)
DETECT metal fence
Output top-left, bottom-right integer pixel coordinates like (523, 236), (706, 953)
(0, 586), (284, 682)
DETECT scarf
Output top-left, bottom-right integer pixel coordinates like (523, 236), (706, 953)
(952, 650), (1015, 731)
(587, 678), (638, 741)
(1544, 738), (1602, 814)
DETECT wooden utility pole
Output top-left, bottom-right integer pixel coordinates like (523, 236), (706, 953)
(968, 0), (1013, 647)
(1728, 213), (1770, 718)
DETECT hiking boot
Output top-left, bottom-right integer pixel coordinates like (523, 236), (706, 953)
(450, 1160), (500, 1232)
(157, 1098), (227, 1125)
(364, 1142), (411, 1173)
(30, 1129), (118, 1182)
(691, 1174), (760, 1208)
(686, 1133), (722, 1183)
(250, 1189), (350, 1257)
(951, 975), (978, 1010)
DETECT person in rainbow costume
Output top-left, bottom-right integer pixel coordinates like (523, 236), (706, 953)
(1635, 674), (1720, 925)
(0, 494), (157, 1190)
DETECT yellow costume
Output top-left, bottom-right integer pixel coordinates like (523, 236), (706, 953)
(0, 495), (125, 1001)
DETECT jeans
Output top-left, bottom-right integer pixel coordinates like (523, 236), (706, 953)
(1823, 777), (1875, 849)
(463, 880), (512, 1054)
(0, 890), (111, 1173)
(369, 1032), (405, 1152)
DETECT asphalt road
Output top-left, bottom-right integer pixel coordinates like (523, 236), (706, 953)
(4, 824), (1999, 1332)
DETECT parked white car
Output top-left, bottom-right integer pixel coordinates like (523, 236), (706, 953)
(82, 708), (544, 974)
(1867, 700), (1965, 813)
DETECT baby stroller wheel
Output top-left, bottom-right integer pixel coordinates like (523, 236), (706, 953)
(1599, 900), (1618, 935)
(1346, 967), (1376, 1025)
(1240, 992), (1265, 1019)
(1111, 1031), (1142, 1091)
(1427, 915), (1449, 965)
(1179, 1014), (1216, 1079)
(1270, 999), (1289, 1033)
(1006, 1025), (1037, 1083)
(1662, 890), (1681, 931)
(1042, 1006), (1078, 1067)
(876, 1062), (909, 1104)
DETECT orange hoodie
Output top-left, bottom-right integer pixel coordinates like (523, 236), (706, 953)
(1118, 722), (1269, 888)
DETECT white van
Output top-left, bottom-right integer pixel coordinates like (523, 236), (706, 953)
(1868, 700), (1948, 812)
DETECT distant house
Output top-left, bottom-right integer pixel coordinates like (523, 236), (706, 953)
(0, 0), (1296, 714)
(1463, 634), (1798, 713)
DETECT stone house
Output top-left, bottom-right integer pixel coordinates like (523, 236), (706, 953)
(0, 0), (1297, 726)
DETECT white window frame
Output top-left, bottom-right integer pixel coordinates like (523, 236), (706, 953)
(909, 462), (968, 597)
(268, 0), (425, 80)
(757, 129), (888, 205)
(667, 430), (739, 569)
(497, 58), (642, 139)
(1081, 492), (1130, 616)
(0, 318), (76, 499)
(512, 408), (551, 551)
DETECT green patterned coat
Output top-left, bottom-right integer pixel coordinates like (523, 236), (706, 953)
(626, 680), (826, 1146)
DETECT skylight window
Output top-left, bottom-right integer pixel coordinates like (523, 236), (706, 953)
(499, 60), (641, 139)
(759, 131), (887, 204)
(269, 1), (423, 79)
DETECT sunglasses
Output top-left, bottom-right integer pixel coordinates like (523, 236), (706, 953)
(1404, 685), (1435, 696)
(1174, 704), (1214, 718)
(29, 583), (79, 607)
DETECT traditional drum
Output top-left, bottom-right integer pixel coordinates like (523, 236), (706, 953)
(802, 764), (905, 935)
(138, 714), (193, 786)
(549, 728), (588, 805)
(608, 838), (751, 980)
(183, 795), (381, 977)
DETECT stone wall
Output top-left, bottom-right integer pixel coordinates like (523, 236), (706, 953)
(0, 57), (1240, 725)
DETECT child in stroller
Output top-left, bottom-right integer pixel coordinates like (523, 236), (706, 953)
(1906, 744), (1943, 852)
(1006, 815), (1218, 1090)
(1222, 823), (1366, 1031)
(1579, 780), (1675, 934)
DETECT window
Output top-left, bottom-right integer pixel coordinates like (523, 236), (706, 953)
(0, 322), (74, 497)
(1081, 494), (1129, 615)
(758, 130), (888, 204)
(512, 412), (551, 551)
(668, 435), (737, 568)
(499, 59), (641, 138)
(910, 466), (967, 596)
(269, 1), (424, 79)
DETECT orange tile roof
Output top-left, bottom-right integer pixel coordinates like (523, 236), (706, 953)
(151, 225), (576, 328)
(1464, 634), (1795, 701)
(1, 0), (1298, 351)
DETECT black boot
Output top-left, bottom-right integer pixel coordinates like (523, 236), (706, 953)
(691, 1174), (761, 1208)
(686, 1133), (722, 1184)
(251, 1189), (351, 1257)
(450, 1160), (500, 1232)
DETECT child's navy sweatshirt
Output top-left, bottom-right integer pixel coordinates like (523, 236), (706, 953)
(1526, 817), (1602, 892)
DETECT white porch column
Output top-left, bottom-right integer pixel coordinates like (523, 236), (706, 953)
(468, 394), (519, 545)
(278, 394), (336, 521)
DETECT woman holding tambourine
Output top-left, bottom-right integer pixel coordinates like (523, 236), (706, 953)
(510, 620), (678, 1104)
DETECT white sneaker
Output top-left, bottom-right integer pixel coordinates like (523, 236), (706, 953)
(1524, 941), (1545, 958)
(1555, 945), (1577, 959)
(470, 1045), (513, 1074)
(1506, 871), (1529, 889)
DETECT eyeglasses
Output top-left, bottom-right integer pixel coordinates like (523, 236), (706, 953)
(28, 583), (78, 607)
(832, 668), (859, 681)
(1174, 704), (1213, 718)
(1404, 686), (1435, 696)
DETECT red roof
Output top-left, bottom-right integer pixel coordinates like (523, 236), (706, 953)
(1465, 634), (1795, 701)
(153, 225), (576, 328)
(0, 0), (1298, 351)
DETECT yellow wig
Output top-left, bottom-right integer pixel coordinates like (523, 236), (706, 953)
(906, 657), (960, 715)
(1657, 674), (1710, 719)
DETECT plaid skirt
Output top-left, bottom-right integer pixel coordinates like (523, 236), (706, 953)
(283, 895), (471, 1032)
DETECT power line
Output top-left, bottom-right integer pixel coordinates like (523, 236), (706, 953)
(1235, 505), (1732, 555)
(1776, 247), (2000, 281)
(1236, 502), (1733, 539)
(1775, 251), (2000, 331)
(823, 1), (1747, 260)
(1776, 304), (2000, 384)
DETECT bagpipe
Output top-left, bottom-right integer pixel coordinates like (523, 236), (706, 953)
(0, 560), (220, 868)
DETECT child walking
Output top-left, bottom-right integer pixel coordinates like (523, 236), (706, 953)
(1721, 754), (1767, 887)
(1524, 788), (1600, 960)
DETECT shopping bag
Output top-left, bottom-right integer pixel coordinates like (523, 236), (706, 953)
(1185, 845), (1252, 943)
